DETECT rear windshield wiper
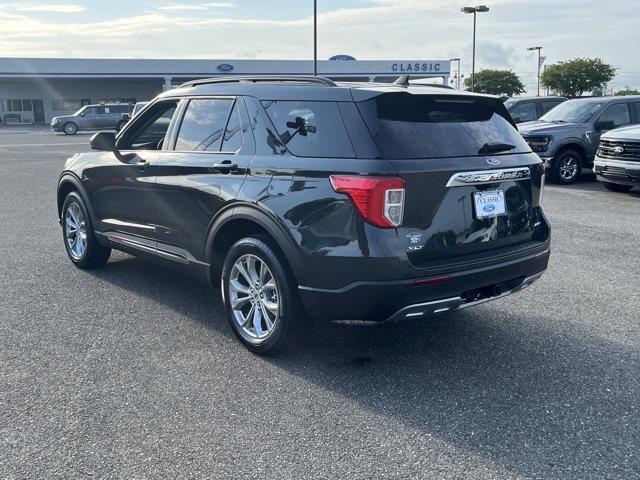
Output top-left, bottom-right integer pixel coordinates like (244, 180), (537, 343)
(479, 142), (516, 154)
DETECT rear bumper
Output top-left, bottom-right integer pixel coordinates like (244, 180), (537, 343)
(299, 244), (550, 322)
(594, 157), (640, 186)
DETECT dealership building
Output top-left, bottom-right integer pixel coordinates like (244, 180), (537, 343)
(0, 57), (450, 124)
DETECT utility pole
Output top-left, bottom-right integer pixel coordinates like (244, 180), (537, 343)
(461, 6), (490, 92)
(450, 58), (461, 90)
(527, 46), (543, 96)
(313, 0), (318, 76)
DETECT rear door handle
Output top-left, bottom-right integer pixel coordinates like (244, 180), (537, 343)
(212, 162), (238, 173)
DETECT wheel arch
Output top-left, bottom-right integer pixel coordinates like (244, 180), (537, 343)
(57, 174), (98, 228)
(205, 203), (307, 287)
(553, 141), (587, 162)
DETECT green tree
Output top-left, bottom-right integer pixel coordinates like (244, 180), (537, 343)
(464, 69), (525, 96)
(540, 58), (616, 97)
(616, 88), (640, 96)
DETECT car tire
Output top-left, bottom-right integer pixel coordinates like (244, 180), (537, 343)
(550, 149), (582, 185)
(221, 235), (308, 354)
(63, 122), (78, 135)
(602, 182), (633, 193)
(61, 192), (111, 269)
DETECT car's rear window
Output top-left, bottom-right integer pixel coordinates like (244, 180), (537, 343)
(261, 100), (355, 158)
(356, 93), (530, 159)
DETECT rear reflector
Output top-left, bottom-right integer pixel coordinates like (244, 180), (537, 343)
(413, 275), (452, 286)
(330, 175), (405, 228)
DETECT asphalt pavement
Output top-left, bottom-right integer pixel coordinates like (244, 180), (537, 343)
(1, 127), (638, 479)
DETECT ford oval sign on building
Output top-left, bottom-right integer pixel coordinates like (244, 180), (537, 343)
(329, 55), (356, 61)
(217, 63), (234, 73)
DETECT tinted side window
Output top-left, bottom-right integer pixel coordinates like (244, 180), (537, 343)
(510, 102), (537, 122)
(599, 103), (630, 128)
(175, 98), (233, 152)
(84, 107), (98, 115)
(541, 100), (562, 114)
(261, 100), (355, 158)
(119, 101), (178, 150)
(630, 102), (640, 123)
(221, 100), (243, 152)
(244, 97), (287, 156)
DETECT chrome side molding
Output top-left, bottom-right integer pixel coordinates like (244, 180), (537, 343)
(446, 167), (531, 187)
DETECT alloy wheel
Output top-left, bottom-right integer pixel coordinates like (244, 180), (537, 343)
(64, 201), (87, 260)
(559, 156), (579, 181)
(228, 254), (280, 340)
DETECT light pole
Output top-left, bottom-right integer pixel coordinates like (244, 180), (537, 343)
(527, 46), (543, 96)
(461, 5), (489, 92)
(313, 0), (318, 76)
(450, 57), (461, 90)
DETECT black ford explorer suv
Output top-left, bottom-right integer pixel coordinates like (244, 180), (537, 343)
(56, 76), (550, 354)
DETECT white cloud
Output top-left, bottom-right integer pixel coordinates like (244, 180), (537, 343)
(158, 4), (207, 11)
(10, 3), (87, 12)
(0, 0), (638, 91)
(157, 2), (233, 10)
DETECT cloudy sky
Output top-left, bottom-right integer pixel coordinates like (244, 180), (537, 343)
(0, 0), (638, 93)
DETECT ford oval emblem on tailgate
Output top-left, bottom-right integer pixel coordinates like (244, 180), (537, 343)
(217, 63), (234, 72)
(486, 157), (502, 166)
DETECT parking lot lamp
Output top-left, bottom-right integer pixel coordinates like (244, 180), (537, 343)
(527, 46), (543, 96)
(461, 5), (490, 92)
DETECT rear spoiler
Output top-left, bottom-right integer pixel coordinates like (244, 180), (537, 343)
(350, 90), (518, 129)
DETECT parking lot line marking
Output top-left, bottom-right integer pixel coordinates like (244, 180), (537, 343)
(0, 142), (88, 147)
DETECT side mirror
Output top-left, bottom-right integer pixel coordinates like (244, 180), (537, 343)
(80, 113), (86, 117)
(286, 116), (309, 136)
(594, 120), (615, 131)
(90, 131), (116, 151)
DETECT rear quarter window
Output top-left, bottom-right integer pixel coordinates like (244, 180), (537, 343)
(356, 93), (531, 159)
(261, 100), (355, 158)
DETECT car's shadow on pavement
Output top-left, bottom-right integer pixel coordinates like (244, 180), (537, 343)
(88, 254), (638, 480)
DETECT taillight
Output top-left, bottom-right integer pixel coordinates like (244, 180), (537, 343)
(329, 175), (405, 228)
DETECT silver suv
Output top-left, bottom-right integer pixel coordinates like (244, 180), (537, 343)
(51, 103), (133, 135)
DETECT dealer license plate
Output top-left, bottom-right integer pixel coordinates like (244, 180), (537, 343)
(474, 190), (506, 219)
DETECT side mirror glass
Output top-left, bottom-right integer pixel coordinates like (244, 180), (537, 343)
(594, 120), (614, 131)
(90, 131), (116, 152)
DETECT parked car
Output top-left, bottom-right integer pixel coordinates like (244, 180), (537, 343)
(51, 103), (133, 135)
(504, 96), (567, 124)
(131, 101), (148, 117)
(594, 124), (640, 192)
(56, 76), (550, 353)
(519, 95), (640, 184)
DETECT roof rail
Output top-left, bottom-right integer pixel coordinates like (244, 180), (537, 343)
(180, 75), (337, 89)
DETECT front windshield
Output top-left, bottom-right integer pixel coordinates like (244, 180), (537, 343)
(540, 100), (603, 123)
